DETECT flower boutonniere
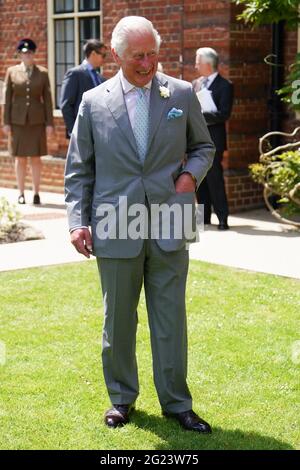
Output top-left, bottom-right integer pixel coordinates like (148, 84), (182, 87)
(159, 85), (170, 99)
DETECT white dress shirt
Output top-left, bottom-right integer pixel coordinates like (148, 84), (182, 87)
(119, 69), (152, 130)
(201, 71), (218, 89)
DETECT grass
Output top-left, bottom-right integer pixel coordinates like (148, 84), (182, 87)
(0, 259), (299, 450)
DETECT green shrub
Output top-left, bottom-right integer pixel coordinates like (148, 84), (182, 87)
(249, 150), (300, 217)
(0, 197), (21, 229)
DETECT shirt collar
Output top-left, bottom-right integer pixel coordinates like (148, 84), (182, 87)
(21, 62), (33, 71)
(82, 59), (94, 72)
(205, 71), (218, 86)
(119, 69), (152, 94)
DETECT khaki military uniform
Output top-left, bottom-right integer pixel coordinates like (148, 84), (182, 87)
(3, 63), (53, 156)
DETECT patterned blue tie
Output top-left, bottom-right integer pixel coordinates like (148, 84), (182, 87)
(133, 87), (149, 164)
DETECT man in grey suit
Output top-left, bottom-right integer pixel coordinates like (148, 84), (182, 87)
(60, 39), (107, 138)
(65, 16), (215, 433)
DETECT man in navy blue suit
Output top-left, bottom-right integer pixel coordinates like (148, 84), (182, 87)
(193, 47), (233, 230)
(60, 39), (107, 138)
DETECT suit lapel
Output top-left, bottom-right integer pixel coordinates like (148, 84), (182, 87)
(208, 73), (220, 91)
(148, 74), (169, 151)
(208, 74), (220, 103)
(104, 72), (170, 158)
(104, 73), (138, 154)
(82, 65), (94, 87)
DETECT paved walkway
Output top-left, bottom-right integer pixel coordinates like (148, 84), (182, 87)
(0, 187), (299, 279)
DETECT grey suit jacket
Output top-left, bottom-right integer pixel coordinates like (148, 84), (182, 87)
(65, 71), (215, 258)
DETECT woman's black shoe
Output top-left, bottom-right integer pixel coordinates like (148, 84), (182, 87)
(33, 193), (41, 205)
(18, 194), (26, 204)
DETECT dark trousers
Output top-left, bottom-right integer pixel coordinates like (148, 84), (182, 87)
(196, 150), (229, 222)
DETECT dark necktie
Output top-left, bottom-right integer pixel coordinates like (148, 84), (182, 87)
(91, 69), (100, 86)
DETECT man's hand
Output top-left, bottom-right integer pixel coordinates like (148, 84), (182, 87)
(175, 173), (196, 193)
(70, 227), (93, 258)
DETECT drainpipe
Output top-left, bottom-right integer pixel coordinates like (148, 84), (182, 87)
(179, 0), (184, 80)
(268, 20), (285, 148)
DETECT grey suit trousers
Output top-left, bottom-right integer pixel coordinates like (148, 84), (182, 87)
(96, 239), (193, 414)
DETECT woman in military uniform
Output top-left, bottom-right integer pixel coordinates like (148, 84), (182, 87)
(3, 38), (54, 204)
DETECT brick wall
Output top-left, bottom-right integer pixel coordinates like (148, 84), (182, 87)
(103, 0), (183, 78)
(228, 3), (272, 172)
(0, 0), (48, 77)
(0, 152), (65, 193)
(225, 173), (262, 213)
(0, 152), (263, 208)
(1, 0), (287, 211)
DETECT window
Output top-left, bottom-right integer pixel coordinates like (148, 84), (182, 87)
(48, 0), (102, 109)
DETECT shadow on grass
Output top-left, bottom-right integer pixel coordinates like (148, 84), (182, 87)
(131, 411), (294, 450)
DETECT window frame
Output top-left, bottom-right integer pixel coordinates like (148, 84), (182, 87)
(47, 0), (102, 113)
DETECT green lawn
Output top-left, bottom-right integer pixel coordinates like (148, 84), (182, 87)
(0, 260), (299, 450)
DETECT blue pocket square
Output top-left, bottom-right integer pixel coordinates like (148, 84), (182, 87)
(167, 107), (183, 120)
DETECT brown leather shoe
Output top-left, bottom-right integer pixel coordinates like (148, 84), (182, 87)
(163, 409), (212, 434)
(104, 404), (135, 428)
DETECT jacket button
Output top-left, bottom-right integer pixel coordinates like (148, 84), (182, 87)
(26, 88), (30, 91)
(26, 102), (30, 106)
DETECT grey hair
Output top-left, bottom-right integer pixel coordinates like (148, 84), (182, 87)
(111, 16), (161, 57)
(196, 47), (219, 70)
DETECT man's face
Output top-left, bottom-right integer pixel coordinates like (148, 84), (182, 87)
(195, 56), (212, 77)
(113, 31), (159, 87)
(90, 47), (107, 68)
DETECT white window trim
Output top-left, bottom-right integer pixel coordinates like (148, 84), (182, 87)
(47, 1), (102, 111)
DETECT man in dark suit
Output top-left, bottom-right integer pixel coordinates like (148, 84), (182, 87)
(193, 47), (233, 230)
(60, 39), (107, 138)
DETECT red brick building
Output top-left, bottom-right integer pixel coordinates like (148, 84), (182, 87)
(0, 0), (298, 211)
